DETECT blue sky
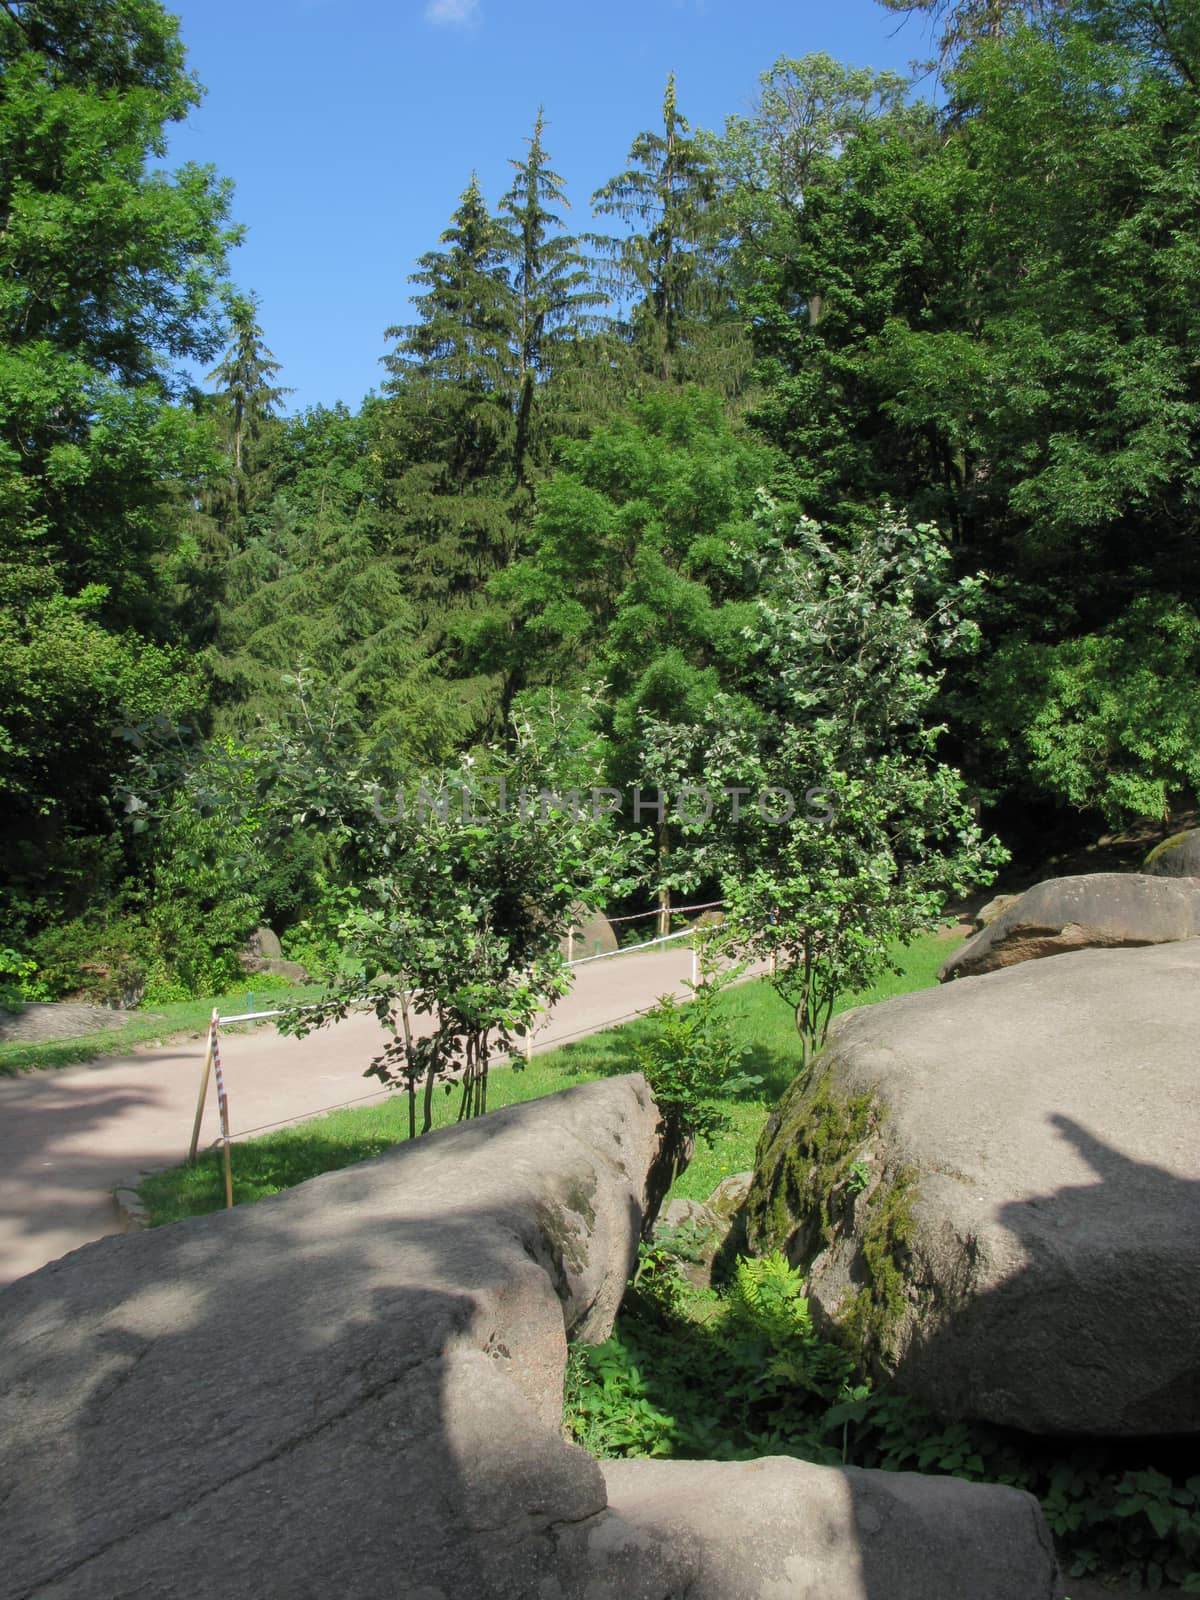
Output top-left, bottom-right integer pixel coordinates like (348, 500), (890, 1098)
(167, 0), (932, 413)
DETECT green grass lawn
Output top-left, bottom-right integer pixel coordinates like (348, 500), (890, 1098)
(137, 929), (961, 1226)
(0, 983), (329, 1077)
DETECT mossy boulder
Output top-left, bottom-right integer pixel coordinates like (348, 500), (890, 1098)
(748, 943), (1200, 1436)
(747, 1070), (919, 1375)
(1143, 827), (1200, 878)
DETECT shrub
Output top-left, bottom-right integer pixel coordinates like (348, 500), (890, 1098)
(27, 917), (151, 1006)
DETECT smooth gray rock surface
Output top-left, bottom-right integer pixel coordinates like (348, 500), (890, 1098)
(244, 925), (283, 959)
(939, 872), (1200, 980)
(0, 1001), (134, 1043)
(974, 892), (1020, 929)
(750, 943), (1200, 1435)
(0, 1073), (1063, 1598)
(595, 1458), (1063, 1600)
(0, 1076), (665, 1600)
(1143, 827), (1200, 878)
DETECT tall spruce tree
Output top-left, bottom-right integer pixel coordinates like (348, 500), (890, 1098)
(372, 175), (522, 748)
(591, 74), (740, 388)
(499, 109), (604, 487)
(377, 174), (519, 612)
(207, 293), (287, 516)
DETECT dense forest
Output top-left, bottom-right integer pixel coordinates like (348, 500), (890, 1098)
(3, 0), (1199, 1004)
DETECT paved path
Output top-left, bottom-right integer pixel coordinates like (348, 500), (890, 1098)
(0, 943), (754, 1287)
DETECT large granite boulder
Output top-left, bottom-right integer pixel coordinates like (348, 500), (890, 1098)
(0, 1074), (1061, 1599)
(562, 901), (619, 959)
(748, 942), (1200, 1436)
(973, 892), (1020, 929)
(1144, 827), (1200, 879)
(599, 1458), (1060, 1600)
(244, 925), (283, 959)
(939, 872), (1200, 980)
(0, 1001), (131, 1044)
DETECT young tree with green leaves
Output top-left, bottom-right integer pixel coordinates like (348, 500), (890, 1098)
(275, 715), (643, 1134)
(655, 503), (1000, 1066)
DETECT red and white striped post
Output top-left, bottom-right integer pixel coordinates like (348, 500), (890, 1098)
(187, 1008), (219, 1165)
(211, 1022), (234, 1210)
(186, 1008), (234, 1208)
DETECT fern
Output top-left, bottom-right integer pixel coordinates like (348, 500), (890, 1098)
(722, 1251), (855, 1398)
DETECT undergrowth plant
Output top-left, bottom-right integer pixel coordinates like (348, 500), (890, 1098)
(631, 940), (761, 1180)
(565, 1240), (1200, 1591)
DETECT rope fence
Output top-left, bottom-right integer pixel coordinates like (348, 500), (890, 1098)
(606, 897), (726, 925)
(187, 898), (738, 1179)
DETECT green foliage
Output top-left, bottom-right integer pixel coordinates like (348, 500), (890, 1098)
(499, 108), (604, 486)
(474, 386), (781, 903)
(721, 1251), (856, 1397)
(0, 584), (205, 935)
(209, 408), (464, 764)
(12, 0), (1200, 994)
(278, 881), (363, 984)
(27, 916), (151, 1005)
(205, 291), (288, 519)
(117, 729), (280, 998)
(974, 596), (1200, 823)
(846, 1159), (871, 1195)
(0, 0), (238, 937)
(141, 798), (261, 1001)
(564, 1246), (858, 1463)
(566, 1234), (1200, 1588)
(631, 943), (761, 1149)
(680, 503), (1003, 1060)
(276, 705), (644, 1132)
(0, 947), (43, 1011)
(730, 18), (1200, 828)
(0, 0), (237, 616)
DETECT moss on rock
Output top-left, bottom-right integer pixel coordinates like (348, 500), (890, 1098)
(836, 1166), (917, 1368)
(746, 1071), (873, 1260)
(746, 1068), (919, 1372)
(1143, 828), (1200, 876)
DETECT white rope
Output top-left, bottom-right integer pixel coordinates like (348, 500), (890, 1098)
(566, 924), (699, 965)
(217, 920), (730, 1025)
(606, 898), (725, 925)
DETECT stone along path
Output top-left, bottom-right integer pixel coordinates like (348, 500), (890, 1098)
(0, 943), (742, 1287)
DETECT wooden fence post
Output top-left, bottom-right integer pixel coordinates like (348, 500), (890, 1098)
(187, 1008), (219, 1164)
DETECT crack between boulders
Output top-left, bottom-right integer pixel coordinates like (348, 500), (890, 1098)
(1030, 1484), (1063, 1600)
(28, 1349), (442, 1597)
